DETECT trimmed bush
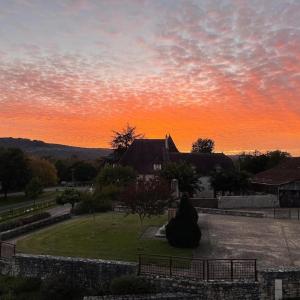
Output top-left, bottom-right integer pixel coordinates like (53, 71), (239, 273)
(110, 276), (154, 295)
(40, 275), (84, 300)
(0, 212), (51, 232)
(166, 194), (201, 248)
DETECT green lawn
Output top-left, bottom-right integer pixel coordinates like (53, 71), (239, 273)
(0, 191), (58, 207)
(17, 213), (192, 262)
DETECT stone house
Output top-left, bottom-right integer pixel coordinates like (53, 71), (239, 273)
(119, 135), (233, 198)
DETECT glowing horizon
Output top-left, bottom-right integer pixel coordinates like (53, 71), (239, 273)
(1, 0), (300, 155)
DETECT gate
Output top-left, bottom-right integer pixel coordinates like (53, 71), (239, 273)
(0, 241), (16, 259)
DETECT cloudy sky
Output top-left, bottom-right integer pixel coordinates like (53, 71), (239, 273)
(0, 0), (300, 154)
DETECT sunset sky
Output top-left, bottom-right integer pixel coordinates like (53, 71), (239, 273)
(0, 0), (300, 155)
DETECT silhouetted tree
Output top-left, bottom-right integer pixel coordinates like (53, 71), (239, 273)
(110, 124), (143, 160)
(239, 150), (290, 174)
(191, 138), (215, 153)
(0, 148), (31, 198)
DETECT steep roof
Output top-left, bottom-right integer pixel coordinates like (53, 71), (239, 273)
(169, 152), (234, 175)
(119, 136), (179, 174)
(252, 157), (300, 185)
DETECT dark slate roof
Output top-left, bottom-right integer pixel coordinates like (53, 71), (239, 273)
(169, 152), (234, 175)
(119, 136), (179, 174)
(252, 157), (300, 185)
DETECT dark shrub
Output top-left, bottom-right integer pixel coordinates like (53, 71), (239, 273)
(0, 276), (41, 299)
(0, 212), (51, 232)
(110, 276), (154, 295)
(40, 275), (84, 300)
(72, 191), (112, 215)
(166, 194), (201, 248)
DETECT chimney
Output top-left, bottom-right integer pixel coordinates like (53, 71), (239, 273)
(165, 134), (169, 150)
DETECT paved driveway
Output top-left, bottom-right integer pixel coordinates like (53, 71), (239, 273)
(195, 213), (300, 268)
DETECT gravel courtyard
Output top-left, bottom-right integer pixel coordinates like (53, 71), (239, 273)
(195, 213), (300, 268)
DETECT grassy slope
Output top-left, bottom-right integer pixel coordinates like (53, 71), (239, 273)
(17, 213), (192, 262)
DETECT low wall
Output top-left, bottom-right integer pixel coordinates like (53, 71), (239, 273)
(191, 198), (218, 209)
(85, 293), (199, 300)
(0, 213), (71, 240)
(259, 267), (300, 300)
(146, 276), (259, 300)
(197, 207), (264, 218)
(0, 254), (137, 289)
(218, 195), (279, 209)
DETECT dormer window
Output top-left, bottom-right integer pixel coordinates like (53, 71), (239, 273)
(153, 164), (162, 171)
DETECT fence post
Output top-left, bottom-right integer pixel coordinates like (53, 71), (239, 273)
(231, 260), (234, 281)
(202, 260), (205, 280)
(138, 254), (141, 275)
(254, 260), (257, 282)
(169, 257), (172, 277)
(289, 208), (291, 219)
(298, 208), (299, 221)
(207, 260), (209, 281)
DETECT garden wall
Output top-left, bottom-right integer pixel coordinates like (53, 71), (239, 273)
(218, 194), (279, 209)
(0, 254), (137, 290)
(259, 267), (300, 300)
(0, 213), (71, 240)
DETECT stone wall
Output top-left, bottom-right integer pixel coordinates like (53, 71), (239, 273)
(2, 254), (300, 299)
(259, 267), (300, 300)
(144, 276), (259, 300)
(84, 293), (199, 300)
(0, 254), (137, 289)
(218, 194), (279, 209)
(0, 213), (71, 240)
(191, 198), (218, 209)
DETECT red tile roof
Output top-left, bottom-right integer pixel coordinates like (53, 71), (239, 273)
(252, 157), (300, 185)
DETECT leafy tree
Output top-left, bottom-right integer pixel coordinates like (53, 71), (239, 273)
(210, 169), (250, 196)
(0, 148), (31, 198)
(25, 177), (43, 201)
(120, 177), (171, 226)
(96, 165), (137, 190)
(56, 189), (81, 209)
(239, 150), (290, 174)
(55, 159), (72, 182)
(72, 161), (97, 182)
(29, 157), (58, 187)
(166, 194), (201, 248)
(191, 138), (215, 153)
(111, 124), (143, 160)
(160, 161), (198, 196)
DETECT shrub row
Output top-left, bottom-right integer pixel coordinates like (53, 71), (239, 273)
(0, 212), (51, 232)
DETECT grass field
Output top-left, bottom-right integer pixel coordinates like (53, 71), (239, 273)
(0, 191), (58, 207)
(17, 212), (192, 262)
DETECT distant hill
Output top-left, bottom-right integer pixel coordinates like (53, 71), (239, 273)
(0, 137), (112, 160)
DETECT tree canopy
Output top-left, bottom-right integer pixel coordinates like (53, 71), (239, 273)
(160, 161), (199, 196)
(110, 124), (143, 160)
(29, 157), (58, 187)
(191, 138), (215, 153)
(0, 148), (31, 198)
(239, 150), (290, 174)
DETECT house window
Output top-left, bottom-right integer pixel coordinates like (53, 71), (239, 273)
(153, 164), (162, 171)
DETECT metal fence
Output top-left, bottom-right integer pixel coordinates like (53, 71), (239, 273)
(273, 207), (300, 220)
(138, 254), (257, 282)
(0, 241), (16, 259)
